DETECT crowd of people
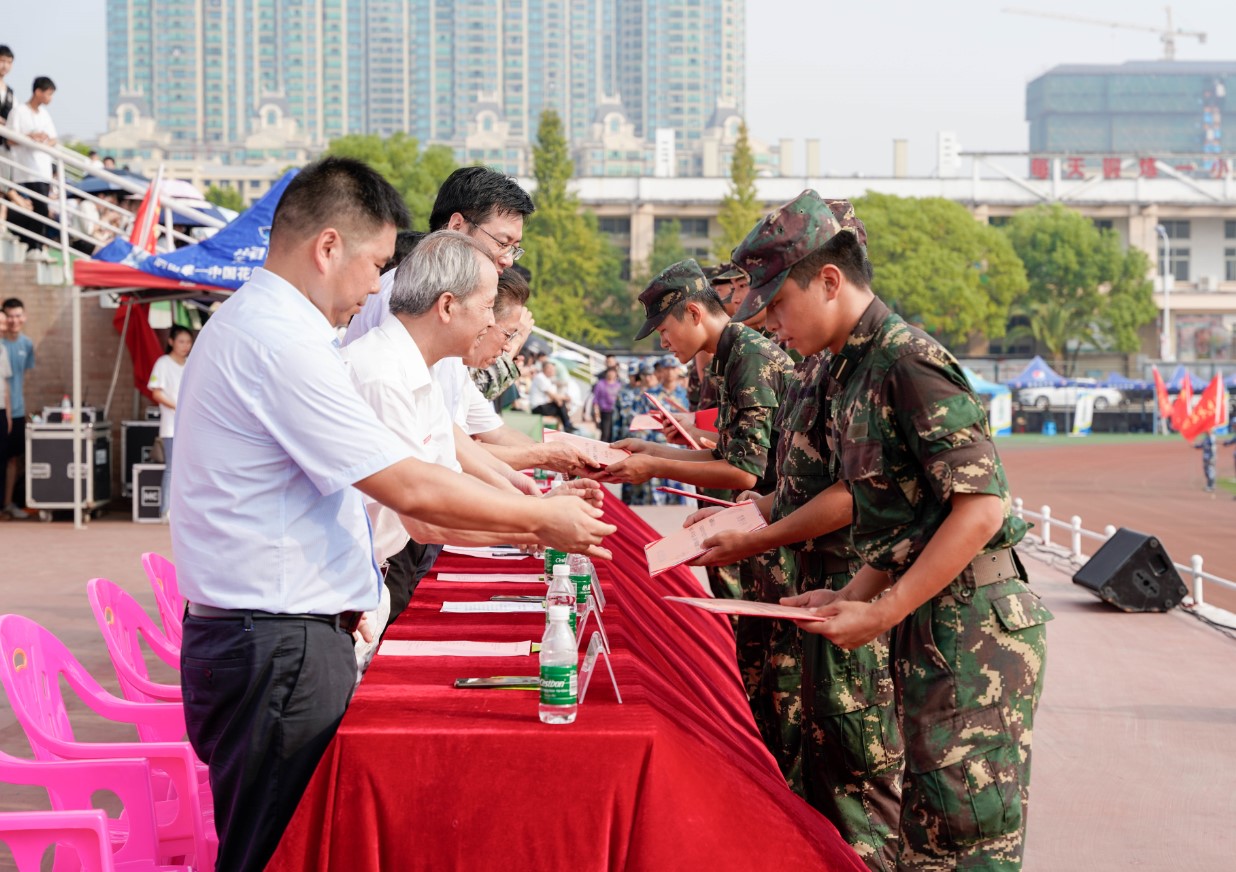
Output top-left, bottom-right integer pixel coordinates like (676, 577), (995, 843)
(0, 142), (1054, 871)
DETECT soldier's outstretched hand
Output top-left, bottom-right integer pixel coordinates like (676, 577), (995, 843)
(795, 600), (888, 650)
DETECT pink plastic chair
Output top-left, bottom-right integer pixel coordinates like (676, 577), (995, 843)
(0, 614), (214, 871)
(141, 553), (182, 647)
(87, 578), (182, 711)
(0, 750), (187, 871)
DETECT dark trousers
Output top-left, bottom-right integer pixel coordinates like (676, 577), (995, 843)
(180, 614), (357, 872)
(382, 537), (444, 632)
(532, 401), (574, 432)
(598, 409), (615, 442)
(13, 181), (51, 250)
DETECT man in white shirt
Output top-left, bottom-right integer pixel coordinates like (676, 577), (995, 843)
(173, 157), (614, 872)
(6, 76), (57, 260)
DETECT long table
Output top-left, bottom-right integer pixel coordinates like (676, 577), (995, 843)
(268, 498), (864, 871)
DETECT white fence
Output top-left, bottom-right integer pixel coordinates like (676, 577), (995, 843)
(1012, 498), (1236, 607)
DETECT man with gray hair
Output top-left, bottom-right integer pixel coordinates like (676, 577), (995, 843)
(344, 230), (602, 660)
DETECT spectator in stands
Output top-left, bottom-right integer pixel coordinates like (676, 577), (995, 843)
(6, 76), (57, 261)
(1, 297), (33, 519)
(529, 358), (575, 432)
(0, 45), (26, 233)
(147, 325), (194, 520)
(101, 155), (115, 170)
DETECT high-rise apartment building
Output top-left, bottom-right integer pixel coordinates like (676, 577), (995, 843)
(105, 0), (745, 171)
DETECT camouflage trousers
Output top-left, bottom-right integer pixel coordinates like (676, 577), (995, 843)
(892, 570), (1051, 870)
(797, 558), (904, 872)
(701, 489), (743, 602)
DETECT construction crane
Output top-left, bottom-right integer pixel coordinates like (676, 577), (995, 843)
(1002, 6), (1206, 60)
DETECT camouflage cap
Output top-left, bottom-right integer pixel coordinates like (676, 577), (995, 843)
(706, 262), (748, 283)
(730, 191), (865, 323)
(634, 259), (710, 340)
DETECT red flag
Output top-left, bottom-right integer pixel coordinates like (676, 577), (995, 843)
(1180, 375), (1223, 442)
(112, 301), (163, 402)
(1170, 377), (1193, 432)
(128, 168), (164, 254)
(1152, 366), (1171, 420)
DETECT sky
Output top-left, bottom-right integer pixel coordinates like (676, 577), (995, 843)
(3, 0), (1235, 176)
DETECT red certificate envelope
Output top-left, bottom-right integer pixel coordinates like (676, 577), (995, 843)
(695, 407), (720, 433)
(644, 501), (767, 576)
(663, 596), (822, 621)
(643, 392), (702, 449)
(656, 486), (735, 507)
(543, 430), (631, 467)
(628, 413), (664, 431)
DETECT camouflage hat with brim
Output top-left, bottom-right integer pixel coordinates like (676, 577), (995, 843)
(730, 191), (863, 323)
(708, 262), (748, 283)
(634, 259), (710, 340)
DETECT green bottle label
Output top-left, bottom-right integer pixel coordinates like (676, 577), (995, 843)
(544, 549), (568, 574)
(570, 573), (592, 606)
(540, 664), (578, 705)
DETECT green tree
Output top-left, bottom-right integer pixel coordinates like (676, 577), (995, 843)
(324, 132), (457, 227)
(1003, 204), (1156, 369)
(853, 192), (1027, 349)
(712, 121), (763, 260)
(521, 109), (624, 345)
(648, 219), (689, 276)
(205, 185), (245, 214)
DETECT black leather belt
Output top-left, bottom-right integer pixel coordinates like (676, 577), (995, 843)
(186, 602), (364, 634)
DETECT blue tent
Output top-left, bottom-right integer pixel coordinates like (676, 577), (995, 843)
(1099, 372), (1152, 391)
(1166, 364), (1207, 393)
(1005, 355), (1067, 389)
(86, 170), (296, 291)
(964, 367), (1011, 397)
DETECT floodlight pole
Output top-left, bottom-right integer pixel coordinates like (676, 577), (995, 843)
(1155, 223), (1173, 362)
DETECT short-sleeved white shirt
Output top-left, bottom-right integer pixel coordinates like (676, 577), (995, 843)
(432, 357), (504, 436)
(169, 268), (414, 614)
(147, 354), (186, 438)
(343, 313), (462, 561)
(0, 350), (10, 410)
(7, 103), (57, 184)
(343, 269), (395, 346)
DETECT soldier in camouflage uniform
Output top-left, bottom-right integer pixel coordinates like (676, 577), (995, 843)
(747, 191), (1052, 871)
(691, 198), (903, 868)
(614, 363), (655, 504)
(601, 260), (791, 704)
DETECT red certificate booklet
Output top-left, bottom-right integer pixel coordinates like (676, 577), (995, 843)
(543, 429), (631, 467)
(644, 501), (767, 576)
(644, 391), (702, 449)
(695, 407), (720, 433)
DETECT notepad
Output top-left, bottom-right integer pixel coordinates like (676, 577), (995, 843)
(542, 429), (631, 466)
(441, 601), (545, 614)
(379, 640), (535, 657)
(644, 500), (767, 576)
(662, 597), (823, 621)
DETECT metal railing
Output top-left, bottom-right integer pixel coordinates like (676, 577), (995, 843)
(530, 325), (607, 379)
(0, 126), (226, 272)
(1011, 497), (1236, 607)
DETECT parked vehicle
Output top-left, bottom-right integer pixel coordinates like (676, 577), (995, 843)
(1018, 379), (1125, 411)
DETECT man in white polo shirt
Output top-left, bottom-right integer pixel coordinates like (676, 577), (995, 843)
(172, 157), (614, 872)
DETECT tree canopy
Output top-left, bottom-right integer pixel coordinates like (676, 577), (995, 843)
(520, 110), (625, 345)
(1003, 204), (1156, 369)
(712, 121), (763, 261)
(205, 185), (245, 213)
(853, 192), (1027, 349)
(324, 132), (457, 228)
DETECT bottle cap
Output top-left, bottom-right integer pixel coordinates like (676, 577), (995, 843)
(552, 563), (570, 577)
(548, 604), (571, 621)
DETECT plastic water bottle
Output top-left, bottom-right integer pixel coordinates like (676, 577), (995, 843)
(546, 563), (577, 633)
(544, 547), (568, 577)
(60, 394), (72, 423)
(539, 604), (578, 725)
(568, 553), (592, 621)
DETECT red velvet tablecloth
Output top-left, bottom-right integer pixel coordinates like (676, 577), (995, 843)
(268, 497), (864, 871)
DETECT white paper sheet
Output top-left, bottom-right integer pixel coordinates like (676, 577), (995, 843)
(441, 601), (545, 614)
(378, 639), (534, 657)
(441, 545), (529, 560)
(436, 573), (544, 583)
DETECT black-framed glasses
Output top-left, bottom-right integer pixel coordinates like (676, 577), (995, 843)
(468, 220), (525, 262)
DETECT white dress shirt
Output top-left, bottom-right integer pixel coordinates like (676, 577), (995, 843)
(343, 313), (462, 561)
(432, 357), (504, 435)
(343, 269), (395, 346)
(169, 268), (413, 614)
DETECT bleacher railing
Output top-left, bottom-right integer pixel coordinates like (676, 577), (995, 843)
(1011, 497), (1236, 607)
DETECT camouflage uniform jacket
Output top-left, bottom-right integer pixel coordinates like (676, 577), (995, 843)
(614, 382), (643, 440)
(709, 322), (793, 493)
(826, 297), (1027, 575)
(771, 352), (855, 569)
(689, 354), (719, 411)
(469, 352), (520, 401)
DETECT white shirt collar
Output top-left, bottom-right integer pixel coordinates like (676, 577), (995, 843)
(248, 267), (340, 347)
(374, 313), (433, 391)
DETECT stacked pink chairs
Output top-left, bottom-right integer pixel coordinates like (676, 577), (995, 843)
(0, 614), (215, 871)
(0, 750), (188, 871)
(87, 578), (181, 709)
(140, 554), (183, 647)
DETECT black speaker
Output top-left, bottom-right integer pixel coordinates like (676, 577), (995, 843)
(1072, 528), (1187, 612)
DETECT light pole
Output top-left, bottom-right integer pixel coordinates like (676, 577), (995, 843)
(1155, 223), (1173, 362)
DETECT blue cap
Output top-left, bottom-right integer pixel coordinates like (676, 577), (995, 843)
(638, 361), (656, 375)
